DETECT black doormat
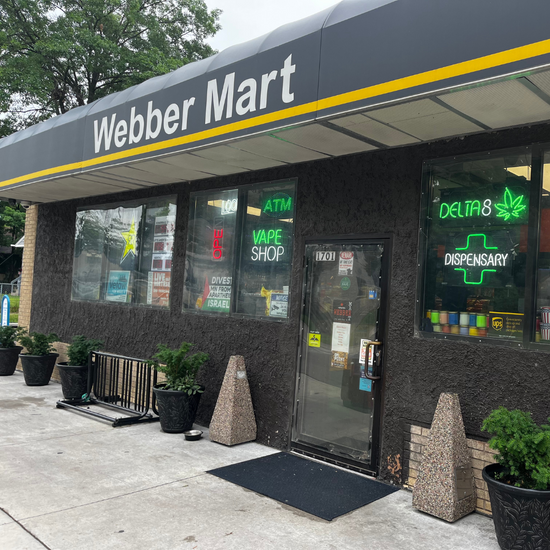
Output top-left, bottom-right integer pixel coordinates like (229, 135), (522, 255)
(207, 452), (399, 521)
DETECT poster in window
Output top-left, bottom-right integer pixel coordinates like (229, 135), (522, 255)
(106, 271), (130, 302)
(198, 275), (232, 313)
(154, 215), (176, 236)
(269, 292), (288, 317)
(147, 271), (171, 307)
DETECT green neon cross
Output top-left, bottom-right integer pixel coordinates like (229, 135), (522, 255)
(453, 233), (499, 285)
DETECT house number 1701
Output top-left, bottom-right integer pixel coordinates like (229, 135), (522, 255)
(316, 251), (336, 261)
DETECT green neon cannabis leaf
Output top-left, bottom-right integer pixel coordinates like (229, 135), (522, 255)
(494, 188), (527, 221)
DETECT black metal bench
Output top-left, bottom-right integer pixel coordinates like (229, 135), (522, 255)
(56, 351), (159, 427)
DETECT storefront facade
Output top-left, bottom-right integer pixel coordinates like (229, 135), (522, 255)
(3, 0), (550, 495)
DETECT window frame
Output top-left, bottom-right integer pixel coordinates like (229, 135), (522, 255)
(415, 145), (545, 350)
(183, 177), (297, 322)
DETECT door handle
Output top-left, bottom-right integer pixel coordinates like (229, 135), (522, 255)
(364, 341), (383, 380)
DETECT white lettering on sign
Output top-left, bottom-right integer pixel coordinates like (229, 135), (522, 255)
(444, 252), (509, 267)
(211, 276), (232, 285)
(251, 245), (285, 262)
(93, 55), (297, 154)
(221, 199), (238, 215)
(205, 54), (296, 124)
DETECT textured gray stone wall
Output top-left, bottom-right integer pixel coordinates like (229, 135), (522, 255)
(30, 122), (550, 483)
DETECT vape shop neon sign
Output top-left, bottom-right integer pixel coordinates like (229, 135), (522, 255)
(251, 227), (285, 262)
(445, 233), (510, 285)
(439, 187), (527, 222)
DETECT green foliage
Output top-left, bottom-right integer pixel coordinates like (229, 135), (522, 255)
(0, 203), (26, 246)
(9, 295), (19, 314)
(150, 342), (208, 394)
(482, 407), (550, 490)
(0, 325), (27, 348)
(19, 332), (58, 356)
(67, 335), (103, 366)
(0, 0), (221, 135)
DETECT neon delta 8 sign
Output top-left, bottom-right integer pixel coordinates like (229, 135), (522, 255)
(444, 233), (514, 286)
(437, 185), (528, 226)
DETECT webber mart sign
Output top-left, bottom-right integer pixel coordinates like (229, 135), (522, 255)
(92, 55), (298, 155)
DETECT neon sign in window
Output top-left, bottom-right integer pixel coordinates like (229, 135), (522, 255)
(438, 186), (528, 225)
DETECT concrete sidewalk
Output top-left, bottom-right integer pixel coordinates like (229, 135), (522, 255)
(0, 373), (499, 550)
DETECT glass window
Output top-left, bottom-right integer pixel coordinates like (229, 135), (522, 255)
(183, 180), (296, 320)
(535, 152), (550, 343)
(236, 182), (295, 318)
(420, 151), (531, 341)
(182, 189), (238, 313)
(72, 195), (176, 307)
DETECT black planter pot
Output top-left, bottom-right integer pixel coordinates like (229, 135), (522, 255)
(20, 354), (59, 386)
(483, 464), (550, 550)
(0, 346), (23, 376)
(57, 362), (89, 400)
(153, 384), (203, 433)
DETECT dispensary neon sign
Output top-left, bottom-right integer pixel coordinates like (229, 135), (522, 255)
(445, 233), (510, 285)
(439, 187), (527, 222)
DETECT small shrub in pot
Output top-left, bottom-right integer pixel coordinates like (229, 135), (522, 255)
(58, 335), (104, 400)
(0, 326), (27, 376)
(482, 407), (550, 550)
(150, 342), (209, 433)
(18, 332), (59, 386)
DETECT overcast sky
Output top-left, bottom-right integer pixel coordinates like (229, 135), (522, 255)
(204, 0), (340, 52)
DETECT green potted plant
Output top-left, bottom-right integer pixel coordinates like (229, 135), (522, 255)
(150, 342), (209, 433)
(0, 326), (27, 376)
(482, 407), (550, 550)
(18, 332), (59, 386)
(57, 335), (104, 400)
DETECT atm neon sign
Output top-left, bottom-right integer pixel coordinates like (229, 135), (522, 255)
(262, 193), (293, 217)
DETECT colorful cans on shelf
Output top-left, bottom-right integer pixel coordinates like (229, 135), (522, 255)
(541, 323), (550, 340)
(451, 324), (460, 334)
(460, 312), (469, 326)
(426, 309), (432, 319)
(440, 311), (449, 324)
(469, 327), (479, 336)
(431, 310), (440, 324)
(442, 324), (451, 333)
(433, 324), (442, 333)
(448, 311), (459, 325)
(476, 314), (487, 328)
(469, 313), (477, 327)
(541, 307), (550, 324)
(478, 328), (488, 337)
(460, 326), (469, 335)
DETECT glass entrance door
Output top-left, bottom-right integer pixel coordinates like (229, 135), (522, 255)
(292, 239), (389, 473)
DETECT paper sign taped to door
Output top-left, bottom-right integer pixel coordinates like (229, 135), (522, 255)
(339, 251), (354, 275)
(359, 365), (373, 392)
(331, 322), (350, 353)
(331, 350), (348, 370)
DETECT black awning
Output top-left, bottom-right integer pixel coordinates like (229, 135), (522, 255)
(2, 0), (550, 196)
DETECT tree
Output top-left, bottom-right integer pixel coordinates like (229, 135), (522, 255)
(0, 203), (26, 246)
(0, 0), (221, 136)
